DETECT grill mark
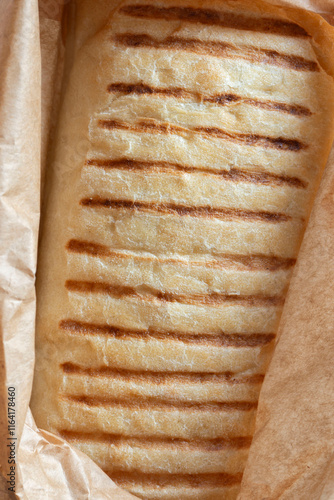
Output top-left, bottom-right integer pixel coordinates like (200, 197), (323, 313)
(66, 239), (297, 271)
(61, 362), (264, 385)
(59, 430), (253, 450)
(99, 118), (306, 152)
(86, 157), (308, 189)
(65, 280), (284, 307)
(108, 82), (312, 117)
(108, 82), (194, 99)
(120, 5), (309, 38)
(209, 96), (312, 117)
(104, 470), (243, 488)
(59, 319), (276, 348)
(115, 33), (319, 72)
(62, 394), (257, 412)
(80, 197), (290, 223)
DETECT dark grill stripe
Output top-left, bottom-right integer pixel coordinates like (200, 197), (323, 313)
(59, 319), (276, 347)
(59, 430), (253, 450)
(61, 362), (264, 384)
(86, 157), (308, 189)
(62, 394), (258, 412)
(80, 197), (290, 223)
(120, 5), (309, 38)
(108, 82), (312, 117)
(66, 239), (296, 271)
(105, 470), (243, 488)
(115, 33), (319, 72)
(65, 280), (284, 307)
(99, 118), (306, 152)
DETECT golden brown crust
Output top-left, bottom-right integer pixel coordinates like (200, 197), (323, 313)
(31, 1), (334, 499)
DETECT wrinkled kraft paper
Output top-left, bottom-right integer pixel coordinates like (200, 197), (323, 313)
(0, 0), (334, 499)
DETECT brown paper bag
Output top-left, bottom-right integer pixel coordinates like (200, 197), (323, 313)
(0, 0), (334, 498)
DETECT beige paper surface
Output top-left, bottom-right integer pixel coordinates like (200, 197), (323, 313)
(0, 0), (334, 499)
(0, 1), (41, 499)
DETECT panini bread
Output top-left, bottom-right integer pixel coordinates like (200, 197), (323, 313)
(31, 1), (334, 498)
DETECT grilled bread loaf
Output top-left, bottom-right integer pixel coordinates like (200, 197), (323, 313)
(31, 1), (334, 498)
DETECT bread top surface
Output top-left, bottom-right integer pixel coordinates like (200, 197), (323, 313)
(31, 1), (334, 498)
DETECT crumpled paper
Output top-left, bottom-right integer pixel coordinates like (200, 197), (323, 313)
(0, 0), (334, 498)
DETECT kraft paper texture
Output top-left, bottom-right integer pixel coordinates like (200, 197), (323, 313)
(0, 0), (334, 498)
